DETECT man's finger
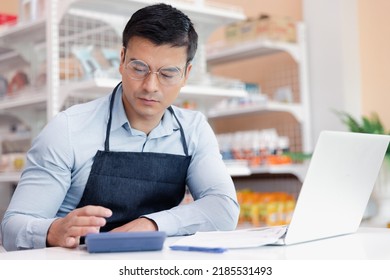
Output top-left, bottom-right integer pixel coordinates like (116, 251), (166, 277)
(73, 206), (112, 218)
(70, 216), (107, 227)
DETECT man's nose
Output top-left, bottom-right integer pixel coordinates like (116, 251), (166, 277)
(142, 72), (160, 92)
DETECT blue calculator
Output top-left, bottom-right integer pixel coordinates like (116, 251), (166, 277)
(85, 231), (166, 253)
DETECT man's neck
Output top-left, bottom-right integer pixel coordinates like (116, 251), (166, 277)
(125, 110), (165, 135)
(130, 118), (161, 135)
(121, 95), (166, 135)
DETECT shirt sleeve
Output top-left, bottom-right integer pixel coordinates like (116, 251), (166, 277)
(1, 113), (73, 251)
(145, 115), (239, 236)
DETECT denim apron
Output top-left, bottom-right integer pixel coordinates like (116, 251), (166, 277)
(77, 83), (191, 232)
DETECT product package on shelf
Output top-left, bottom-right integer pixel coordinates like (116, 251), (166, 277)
(208, 93), (268, 113)
(7, 70), (29, 96)
(71, 45), (104, 80)
(59, 46), (121, 82)
(0, 75), (7, 98)
(0, 121), (31, 173)
(36, 47), (122, 86)
(0, 153), (26, 172)
(0, 13), (18, 31)
(217, 129), (292, 167)
(18, 0), (46, 23)
(256, 14), (297, 42)
(237, 189), (296, 227)
(224, 14), (297, 46)
(207, 81), (270, 113)
(176, 100), (197, 110)
(0, 67), (32, 99)
(187, 72), (246, 90)
(58, 57), (84, 81)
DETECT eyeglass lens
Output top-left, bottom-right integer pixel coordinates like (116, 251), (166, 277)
(127, 60), (183, 85)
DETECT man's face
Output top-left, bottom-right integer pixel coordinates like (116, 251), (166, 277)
(119, 36), (191, 122)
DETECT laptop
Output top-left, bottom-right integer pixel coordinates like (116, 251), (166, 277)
(273, 130), (390, 245)
(170, 130), (390, 251)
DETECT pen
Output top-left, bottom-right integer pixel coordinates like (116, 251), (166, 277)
(170, 245), (227, 253)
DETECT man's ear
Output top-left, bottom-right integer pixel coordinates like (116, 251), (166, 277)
(120, 47), (126, 63)
(119, 47), (126, 75)
(182, 63), (192, 86)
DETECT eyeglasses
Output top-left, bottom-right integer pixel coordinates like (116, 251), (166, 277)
(125, 59), (185, 86)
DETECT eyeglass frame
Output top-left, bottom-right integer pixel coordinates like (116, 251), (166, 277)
(122, 50), (189, 86)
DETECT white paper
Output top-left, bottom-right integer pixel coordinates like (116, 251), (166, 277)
(171, 226), (287, 249)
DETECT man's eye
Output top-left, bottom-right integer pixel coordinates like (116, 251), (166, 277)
(160, 69), (179, 78)
(160, 72), (175, 79)
(134, 67), (148, 74)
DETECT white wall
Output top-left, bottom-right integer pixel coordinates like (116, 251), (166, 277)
(359, 0), (390, 129)
(303, 0), (361, 142)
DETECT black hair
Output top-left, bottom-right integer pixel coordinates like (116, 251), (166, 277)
(122, 3), (198, 64)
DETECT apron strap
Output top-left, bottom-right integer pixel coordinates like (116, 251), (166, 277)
(168, 106), (189, 157)
(104, 82), (122, 152)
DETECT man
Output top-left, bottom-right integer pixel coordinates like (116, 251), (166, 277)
(1, 3), (239, 251)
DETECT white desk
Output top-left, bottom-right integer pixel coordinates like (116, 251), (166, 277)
(1, 227), (390, 260)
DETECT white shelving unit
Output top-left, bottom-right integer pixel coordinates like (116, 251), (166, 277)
(208, 101), (304, 122)
(60, 77), (247, 113)
(206, 23), (312, 154)
(0, 90), (46, 111)
(48, 0), (249, 117)
(224, 159), (308, 182)
(224, 160), (309, 183)
(206, 23), (312, 182)
(0, 172), (20, 183)
(1, 1), (311, 185)
(0, 0), (247, 117)
(207, 36), (304, 64)
(249, 162), (309, 183)
(0, 0), (247, 186)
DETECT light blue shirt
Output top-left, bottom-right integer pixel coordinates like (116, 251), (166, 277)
(1, 86), (239, 251)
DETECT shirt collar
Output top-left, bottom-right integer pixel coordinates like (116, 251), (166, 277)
(149, 108), (178, 139)
(110, 84), (179, 138)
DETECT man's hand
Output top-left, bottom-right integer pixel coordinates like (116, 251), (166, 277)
(47, 205), (112, 248)
(110, 217), (158, 232)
